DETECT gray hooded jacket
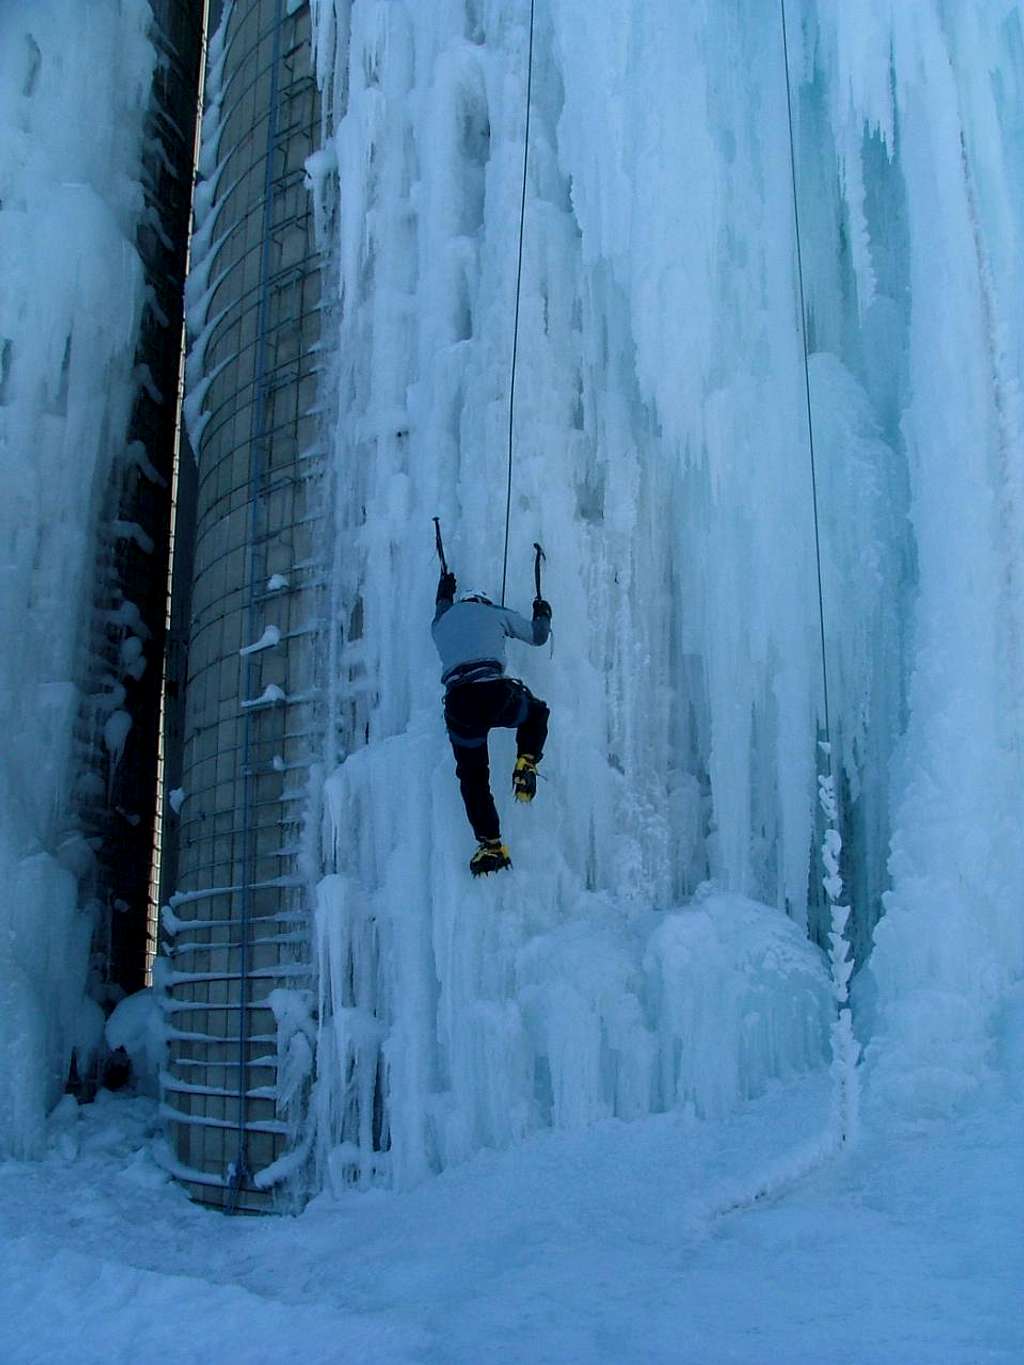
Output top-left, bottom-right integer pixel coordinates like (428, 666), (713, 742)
(432, 595), (550, 686)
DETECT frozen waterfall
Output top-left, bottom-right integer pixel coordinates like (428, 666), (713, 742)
(0, 0), (157, 1157)
(304, 0), (1024, 1190)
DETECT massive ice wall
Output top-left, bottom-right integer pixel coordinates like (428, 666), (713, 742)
(298, 0), (1024, 1188)
(808, 0), (1024, 1115)
(0, 0), (158, 1155)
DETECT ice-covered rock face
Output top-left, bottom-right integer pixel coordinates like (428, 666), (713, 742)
(299, 1), (1024, 1184)
(0, 0), (155, 1156)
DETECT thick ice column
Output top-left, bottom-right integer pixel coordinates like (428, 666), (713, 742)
(815, 1), (1024, 1114)
(0, 0), (175, 1155)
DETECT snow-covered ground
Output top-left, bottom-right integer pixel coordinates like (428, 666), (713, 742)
(3, 984), (1022, 1365)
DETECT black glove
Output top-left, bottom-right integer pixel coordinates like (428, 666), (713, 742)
(533, 597), (551, 620)
(438, 571), (457, 601)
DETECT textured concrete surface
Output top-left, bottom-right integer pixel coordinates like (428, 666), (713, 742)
(163, 0), (323, 1210)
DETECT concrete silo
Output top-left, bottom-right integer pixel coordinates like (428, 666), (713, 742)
(160, 0), (325, 1211)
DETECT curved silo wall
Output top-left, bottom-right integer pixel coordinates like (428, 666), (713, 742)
(161, 0), (324, 1211)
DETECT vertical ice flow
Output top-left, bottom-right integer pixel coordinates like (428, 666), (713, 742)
(302, 0), (1024, 1186)
(0, 0), (156, 1155)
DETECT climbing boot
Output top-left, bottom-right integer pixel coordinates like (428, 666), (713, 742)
(512, 754), (538, 803)
(470, 838), (511, 877)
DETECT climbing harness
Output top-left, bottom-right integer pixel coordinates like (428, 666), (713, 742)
(500, 0), (537, 607)
(780, 0), (859, 1147)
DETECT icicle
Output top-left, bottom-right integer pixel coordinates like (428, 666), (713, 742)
(818, 773), (860, 1147)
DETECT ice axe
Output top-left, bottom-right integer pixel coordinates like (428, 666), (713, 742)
(433, 517), (448, 576)
(533, 541), (545, 600)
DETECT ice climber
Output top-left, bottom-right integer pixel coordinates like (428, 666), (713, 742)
(432, 569), (552, 876)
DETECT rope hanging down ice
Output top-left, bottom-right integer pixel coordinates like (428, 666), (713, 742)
(500, 0), (537, 607)
(779, 0), (860, 1145)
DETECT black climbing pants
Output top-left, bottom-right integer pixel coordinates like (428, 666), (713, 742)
(444, 677), (549, 841)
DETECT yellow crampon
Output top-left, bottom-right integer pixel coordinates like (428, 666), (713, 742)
(512, 754), (538, 803)
(470, 839), (512, 877)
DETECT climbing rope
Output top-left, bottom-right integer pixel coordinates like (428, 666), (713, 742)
(779, 0), (859, 1147)
(780, 0), (830, 742)
(500, 0), (537, 607)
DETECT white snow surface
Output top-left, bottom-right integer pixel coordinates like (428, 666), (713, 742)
(2, 1005), (1023, 1363)
(0, 0), (156, 1157)
(105, 988), (163, 1096)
